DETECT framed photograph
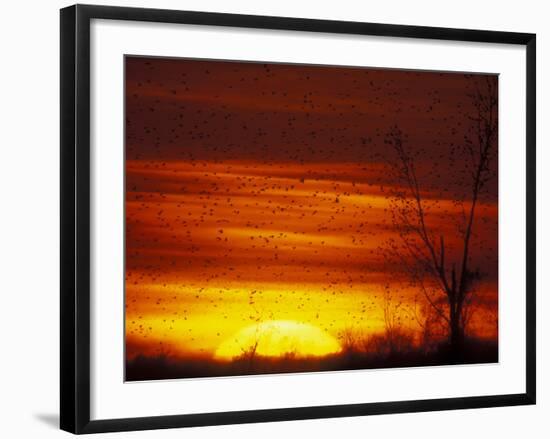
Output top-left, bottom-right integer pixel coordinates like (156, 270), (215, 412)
(60, 4), (536, 434)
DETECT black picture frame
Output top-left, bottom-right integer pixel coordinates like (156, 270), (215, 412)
(60, 4), (536, 434)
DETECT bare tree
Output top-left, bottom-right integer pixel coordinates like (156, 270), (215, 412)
(338, 327), (360, 353)
(379, 288), (416, 355)
(240, 325), (261, 370)
(381, 77), (497, 355)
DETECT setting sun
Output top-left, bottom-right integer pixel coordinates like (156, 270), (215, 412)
(215, 320), (342, 360)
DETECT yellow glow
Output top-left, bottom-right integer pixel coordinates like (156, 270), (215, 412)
(214, 320), (342, 360)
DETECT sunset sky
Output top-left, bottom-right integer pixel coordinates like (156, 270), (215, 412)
(125, 56), (498, 362)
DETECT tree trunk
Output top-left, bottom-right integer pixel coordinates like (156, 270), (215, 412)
(449, 309), (464, 360)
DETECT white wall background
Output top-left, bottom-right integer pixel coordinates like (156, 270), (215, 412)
(0, 0), (546, 437)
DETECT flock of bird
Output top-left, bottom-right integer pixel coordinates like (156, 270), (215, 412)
(124, 56), (499, 359)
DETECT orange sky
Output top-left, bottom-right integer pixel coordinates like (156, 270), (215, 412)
(125, 57), (498, 360)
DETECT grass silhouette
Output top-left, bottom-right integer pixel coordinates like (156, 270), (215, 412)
(126, 335), (497, 381)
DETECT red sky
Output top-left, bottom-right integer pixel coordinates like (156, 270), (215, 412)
(125, 56), (498, 359)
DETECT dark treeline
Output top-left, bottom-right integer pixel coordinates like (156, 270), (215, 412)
(126, 337), (497, 381)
